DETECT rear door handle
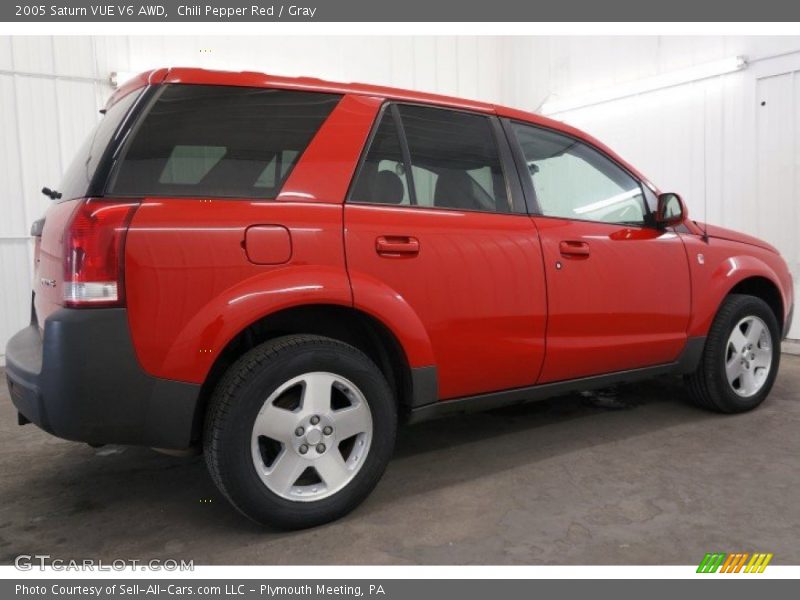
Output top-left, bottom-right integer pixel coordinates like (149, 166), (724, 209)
(376, 236), (420, 257)
(559, 240), (590, 258)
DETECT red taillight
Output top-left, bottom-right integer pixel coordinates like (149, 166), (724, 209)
(63, 198), (140, 308)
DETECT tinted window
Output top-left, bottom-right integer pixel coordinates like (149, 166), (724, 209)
(511, 122), (647, 225)
(350, 110), (412, 205)
(350, 104), (512, 213)
(58, 89), (142, 201)
(399, 105), (510, 213)
(109, 85), (340, 198)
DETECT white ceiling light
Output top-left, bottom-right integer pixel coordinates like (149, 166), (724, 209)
(540, 55), (747, 116)
(109, 71), (136, 88)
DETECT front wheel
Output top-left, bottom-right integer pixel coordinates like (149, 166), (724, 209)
(685, 294), (781, 413)
(204, 335), (396, 529)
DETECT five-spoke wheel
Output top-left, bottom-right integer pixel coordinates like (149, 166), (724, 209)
(686, 294), (780, 413)
(205, 335), (396, 529)
(724, 316), (773, 398)
(251, 372), (373, 501)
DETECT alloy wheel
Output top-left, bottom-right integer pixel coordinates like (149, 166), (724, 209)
(250, 372), (373, 502)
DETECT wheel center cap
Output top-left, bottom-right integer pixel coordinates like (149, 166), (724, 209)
(305, 429), (322, 445)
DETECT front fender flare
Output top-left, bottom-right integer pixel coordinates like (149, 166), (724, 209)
(688, 254), (785, 337)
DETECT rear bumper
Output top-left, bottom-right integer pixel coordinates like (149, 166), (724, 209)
(5, 307), (201, 449)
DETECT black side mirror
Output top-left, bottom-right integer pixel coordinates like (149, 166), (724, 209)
(656, 193), (686, 227)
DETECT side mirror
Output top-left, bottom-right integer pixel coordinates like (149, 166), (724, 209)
(656, 193), (687, 227)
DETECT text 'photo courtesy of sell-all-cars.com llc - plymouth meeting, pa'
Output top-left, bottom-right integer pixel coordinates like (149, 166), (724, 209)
(5, 67), (794, 529)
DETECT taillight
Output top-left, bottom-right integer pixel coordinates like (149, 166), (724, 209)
(63, 198), (140, 308)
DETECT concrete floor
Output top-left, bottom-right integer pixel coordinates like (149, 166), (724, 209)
(1, 357), (798, 565)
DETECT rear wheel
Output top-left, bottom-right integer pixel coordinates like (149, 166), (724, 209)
(204, 335), (396, 529)
(685, 294), (780, 413)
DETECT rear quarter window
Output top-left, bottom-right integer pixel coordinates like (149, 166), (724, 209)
(108, 85), (341, 199)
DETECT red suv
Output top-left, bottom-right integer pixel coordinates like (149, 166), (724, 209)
(6, 68), (794, 528)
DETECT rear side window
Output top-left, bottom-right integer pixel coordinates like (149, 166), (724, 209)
(349, 110), (412, 205)
(109, 85), (341, 198)
(350, 104), (513, 213)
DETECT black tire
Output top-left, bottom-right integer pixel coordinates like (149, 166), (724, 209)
(204, 334), (396, 529)
(685, 294), (781, 413)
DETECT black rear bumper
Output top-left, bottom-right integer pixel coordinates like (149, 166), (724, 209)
(5, 307), (201, 449)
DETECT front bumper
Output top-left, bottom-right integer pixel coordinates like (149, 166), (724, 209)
(5, 307), (201, 449)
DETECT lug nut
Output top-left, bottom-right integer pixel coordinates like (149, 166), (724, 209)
(316, 443), (326, 453)
(299, 444), (308, 455)
(295, 427), (304, 437)
(323, 426), (333, 435)
(310, 415), (320, 425)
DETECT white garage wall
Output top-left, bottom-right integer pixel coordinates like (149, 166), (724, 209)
(1, 35), (798, 365)
(501, 36), (800, 339)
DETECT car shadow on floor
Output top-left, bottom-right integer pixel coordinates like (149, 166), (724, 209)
(0, 373), (718, 556)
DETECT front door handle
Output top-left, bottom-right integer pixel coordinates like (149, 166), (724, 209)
(376, 236), (420, 257)
(559, 240), (590, 258)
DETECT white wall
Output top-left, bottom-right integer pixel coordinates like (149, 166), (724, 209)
(502, 36), (800, 338)
(1, 35), (798, 364)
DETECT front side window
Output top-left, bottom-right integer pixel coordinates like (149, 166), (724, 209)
(511, 122), (647, 225)
(350, 104), (513, 213)
(109, 85), (341, 198)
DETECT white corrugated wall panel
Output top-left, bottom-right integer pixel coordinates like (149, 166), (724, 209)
(0, 74), (25, 237)
(10, 36), (54, 74)
(0, 36), (13, 70)
(52, 37), (97, 78)
(14, 76), (63, 233)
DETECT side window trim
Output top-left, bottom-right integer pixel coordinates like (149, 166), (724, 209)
(489, 116), (526, 214)
(344, 101), (393, 205)
(103, 85), (165, 196)
(390, 103), (418, 206)
(502, 117), (654, 226)
(349, 101), (526, 215)
(499, 117), (539, 215)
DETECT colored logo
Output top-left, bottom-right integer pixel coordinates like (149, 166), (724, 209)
(697, 552), (773, 573)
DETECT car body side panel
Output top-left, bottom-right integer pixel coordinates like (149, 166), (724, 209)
(124, 200), (351, 383)
(533, 217), (692, 383)
(345, 204), (547, 400)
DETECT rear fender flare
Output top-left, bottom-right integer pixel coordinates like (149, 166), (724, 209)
(158, 265), (352, 382)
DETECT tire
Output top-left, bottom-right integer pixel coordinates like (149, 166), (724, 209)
(204, 334), (396, 529)
(685, 294), (781, 413)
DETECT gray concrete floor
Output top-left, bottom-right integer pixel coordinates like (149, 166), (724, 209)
(1, 357), (798, 565)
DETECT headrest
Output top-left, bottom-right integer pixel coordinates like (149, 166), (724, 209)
(374, 170), (405, 205)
